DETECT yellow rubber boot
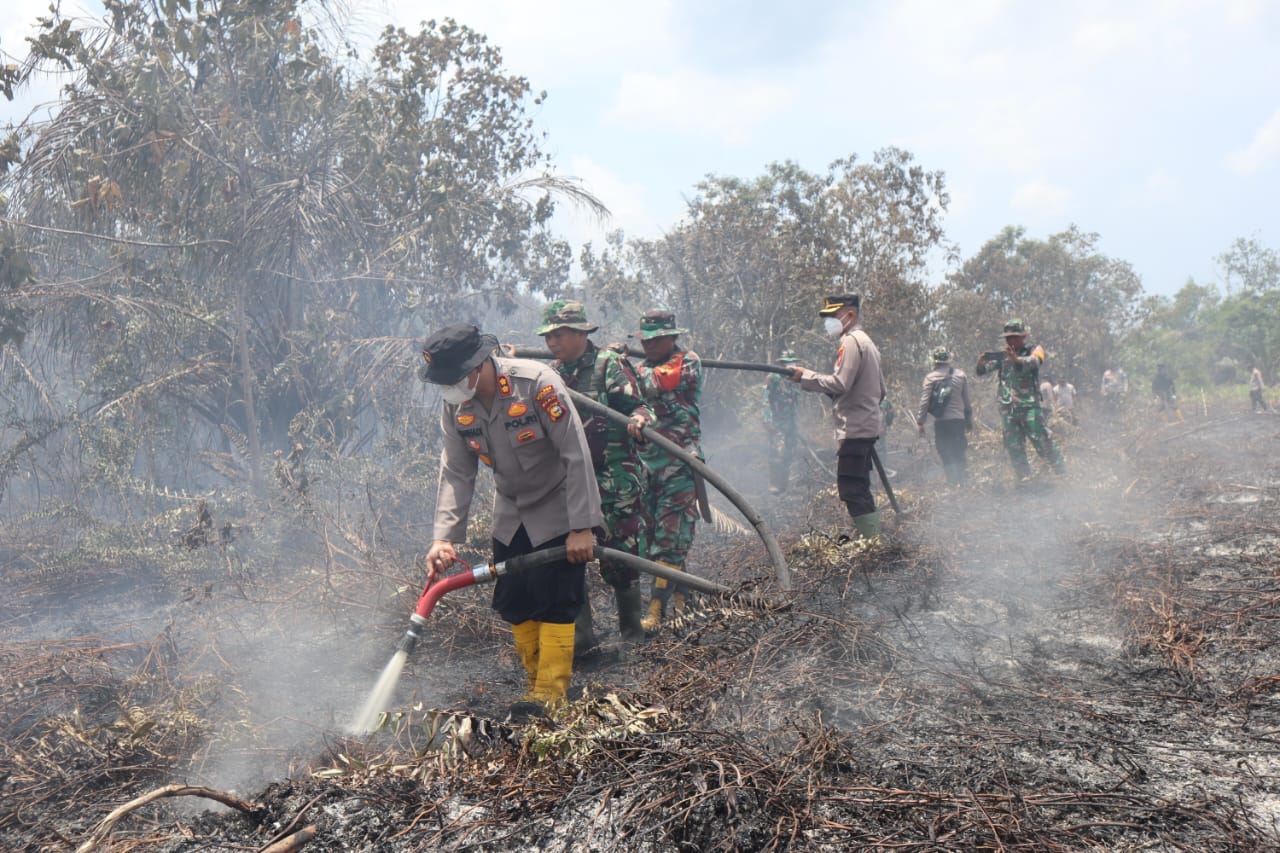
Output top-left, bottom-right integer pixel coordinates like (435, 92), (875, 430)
(640, 597), (664, 631)
(531, 622), (576, 707)
(511, 621), (541, 697)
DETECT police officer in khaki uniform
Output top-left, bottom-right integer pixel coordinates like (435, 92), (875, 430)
(789, 293), (886, 539)
(421, 324), (602, 713)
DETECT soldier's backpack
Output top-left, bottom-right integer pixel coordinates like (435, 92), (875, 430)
(927, 367), (954, 419)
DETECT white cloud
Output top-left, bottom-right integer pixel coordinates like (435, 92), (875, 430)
(556, 155), (658, 241)
(1010, 180), (1070, 216)
(1141, 169), (1180, 205)
(605, 70), (789, 145)
(383, 0), (679, 87)
(1225, 108), (1280, 175)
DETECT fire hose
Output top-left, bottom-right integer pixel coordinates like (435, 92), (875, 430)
(393, 545), (781, 658)
(511, 346), (794, 376)
(563, 388), (791, 591)
(351, 542), (787, 733)
(514, 345), (900, 516)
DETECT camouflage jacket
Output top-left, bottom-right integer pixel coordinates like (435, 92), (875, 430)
(976, 343), (1046, 408)
(637, 345), (702, 451)
(554, 342), (653, 469)
(764, 373), (799, 432)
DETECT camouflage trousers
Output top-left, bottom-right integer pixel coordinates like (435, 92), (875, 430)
(1001, 405), (1064, 479)
(641, 447), (700, 601)
(596, 457), (650, 589)
(768, 427), (797, 492)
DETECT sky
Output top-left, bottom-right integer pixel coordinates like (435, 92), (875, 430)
(3, 0), (1278, 298)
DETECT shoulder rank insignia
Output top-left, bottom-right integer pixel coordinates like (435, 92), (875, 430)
(540, 393), (565, 421)
(507, 402), (528, 417)
(497, 375), (513, 397)
(536, 384), (555, 402)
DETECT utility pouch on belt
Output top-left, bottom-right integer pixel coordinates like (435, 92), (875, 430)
(583, 416), (609, 469)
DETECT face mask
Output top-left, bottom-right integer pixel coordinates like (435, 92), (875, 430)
(440, 372), (477, 405)
(823, 317), (845, 337)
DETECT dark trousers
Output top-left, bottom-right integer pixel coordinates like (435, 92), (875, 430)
(1251, 389), (1266, 412)
(836, 437), (877, 517)
(934, 419), (968, 485)
(491, 526), (584, 625)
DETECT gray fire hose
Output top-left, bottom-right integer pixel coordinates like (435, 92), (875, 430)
(565, 389), (791, 591)
(511, 346), (794, 376)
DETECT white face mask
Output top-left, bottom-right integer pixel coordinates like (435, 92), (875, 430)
(440, 372), (477, 405)
(823, 316), (845, 337)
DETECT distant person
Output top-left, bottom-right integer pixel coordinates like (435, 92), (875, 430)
(535, 300), (653, 652)
(789, 293), (886, 540)
(764, 350), (800, 494)
(975, 318), (1065, 484)
(632, 310), (703, 631)
(1054, 378), (1077, 424)
(1249, 365), (1270, 413)
(421, 324), (602, 716)
(1117, 367), (1129, 395)
(1101, 369), (1119, 412)
(1151, 363), (1183, 423)
(916, 346), (972, 486)
(1039, 377), (1057, 416)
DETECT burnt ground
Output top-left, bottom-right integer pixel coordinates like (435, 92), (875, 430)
(5, 407), (1280, 851)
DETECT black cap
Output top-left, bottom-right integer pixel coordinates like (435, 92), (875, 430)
(818, 293), (860, 317)
(419, 324), (498, 385)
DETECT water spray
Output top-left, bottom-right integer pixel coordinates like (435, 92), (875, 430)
(348, 559), (507, 736)
(348, 546), (756, 736)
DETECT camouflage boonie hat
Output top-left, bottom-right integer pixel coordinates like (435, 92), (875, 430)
(534, 299), (598, 335)
(777, 349), (798, 363)
(931, 346), (951, 363)
(630, 309), (687, 340)
(1002, 318), (1028, 337)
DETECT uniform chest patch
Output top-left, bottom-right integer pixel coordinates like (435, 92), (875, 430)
(456, 413), (475, 426)
(507, 402), (528, 417)
(497, 376), (513, 397)
(516, 429), (536, 443)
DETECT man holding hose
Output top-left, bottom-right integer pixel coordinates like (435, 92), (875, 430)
(420, 323), (602, 716)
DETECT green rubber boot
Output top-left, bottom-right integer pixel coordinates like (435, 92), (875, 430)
(615, 584), (645, 645)
(852, 510), (882, 542)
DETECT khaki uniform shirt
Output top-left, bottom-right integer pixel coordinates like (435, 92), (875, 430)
(916, 366), (972, 424)
(798, 327), (885, 441)
(433, 357), (603, 548)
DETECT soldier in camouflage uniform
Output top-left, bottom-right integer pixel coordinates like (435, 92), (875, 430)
(975, 319), (1065, 483)
(631, 309), (703, 630)
(764, 350), (800, 494)
(536, 300), (654, 651)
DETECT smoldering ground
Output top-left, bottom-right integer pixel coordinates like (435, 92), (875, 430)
(6, 382), (1280, 850)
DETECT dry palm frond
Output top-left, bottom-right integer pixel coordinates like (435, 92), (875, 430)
(1, 342), (58, 417)
(709, 504), (751, 537)
(93, 356), (218, 420)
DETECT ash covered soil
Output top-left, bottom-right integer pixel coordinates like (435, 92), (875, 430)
(5, 412), (1280, 851)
